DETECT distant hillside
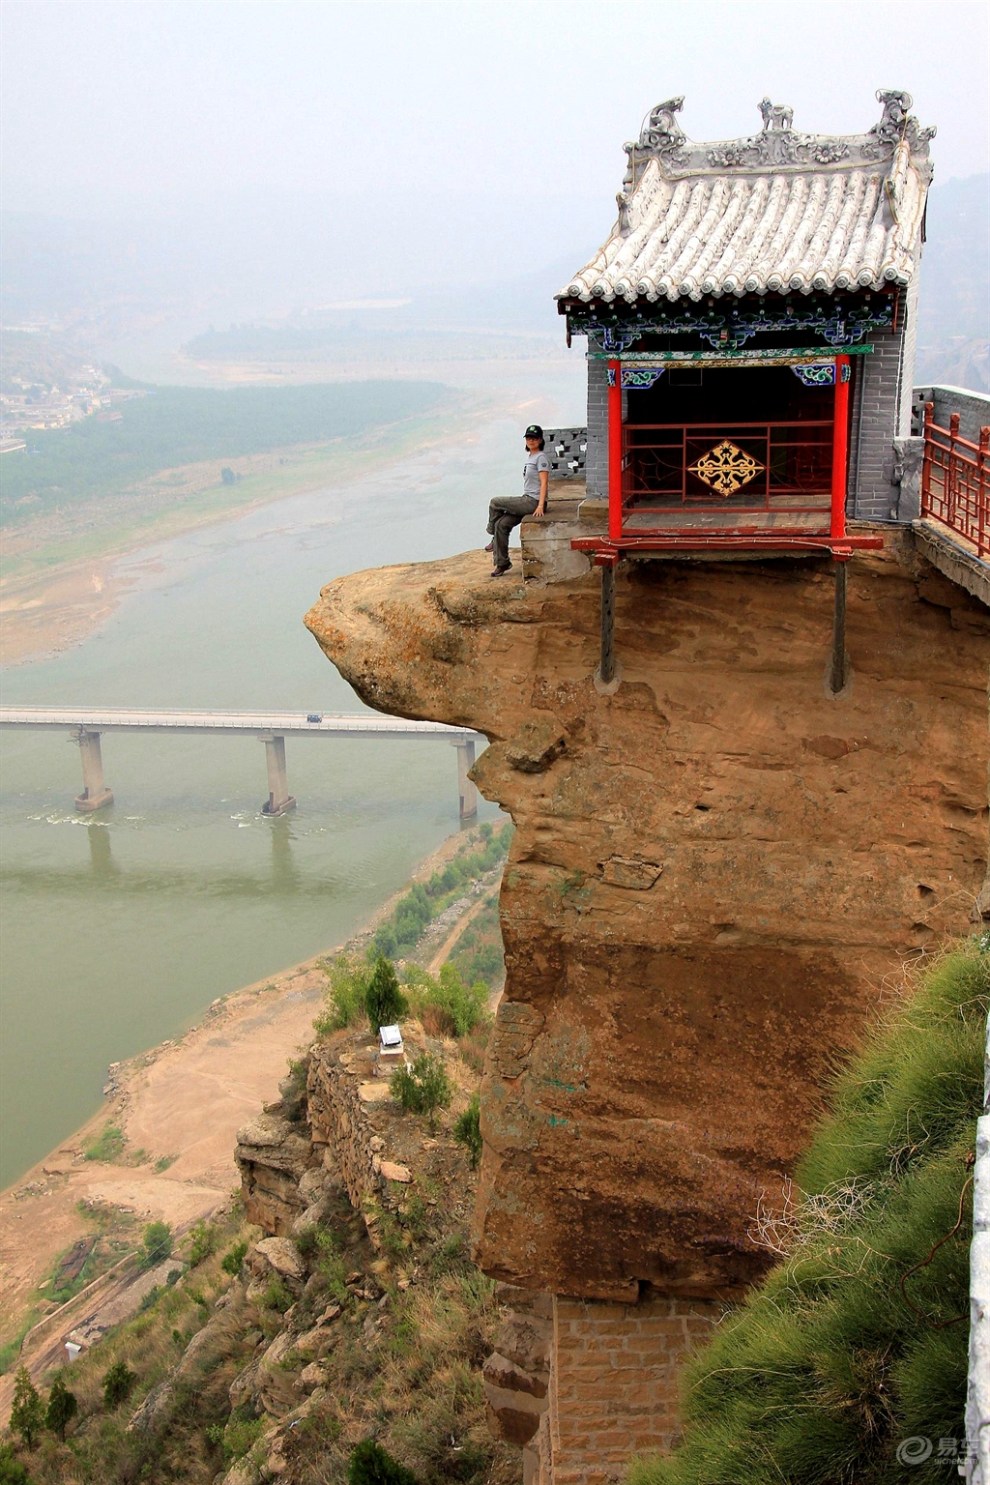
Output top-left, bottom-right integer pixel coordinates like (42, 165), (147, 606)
(915, 173), (990, 390)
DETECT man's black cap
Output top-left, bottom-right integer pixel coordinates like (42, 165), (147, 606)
(524, 424), (543, 438)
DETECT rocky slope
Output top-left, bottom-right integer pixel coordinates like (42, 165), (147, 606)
(305, 540), (989, 1308)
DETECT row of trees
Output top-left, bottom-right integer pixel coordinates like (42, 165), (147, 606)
(370, 822), (511, 962)
(9, 1358), (137, 1452)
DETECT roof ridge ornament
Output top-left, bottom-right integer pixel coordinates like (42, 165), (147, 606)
(758, 98), (793, 133)
(620, 89), (934, 185)
(624, 96), (689, 191)
(865, 89), (936, 158)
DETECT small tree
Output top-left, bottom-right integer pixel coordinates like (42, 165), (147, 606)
(391, 1052), (452, 1132)
(348, 1438), (420, 1485)
(364, 956), (407, 1033)
(102, 1358), (137, 1409)
(0, 1443), (32, 1484)
(9, 1367), (44, 1450)
(454, 1093), (483, 1168)
(45, 1373), (78, 1441)
(140, 1219), (172, 1268)
(188, 1219), (216, 1266)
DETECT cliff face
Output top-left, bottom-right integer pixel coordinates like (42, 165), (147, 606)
(305, 541), (989, 1306)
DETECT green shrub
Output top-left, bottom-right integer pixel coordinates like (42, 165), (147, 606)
(261, 1276), (294, 1314)
(83, 1123), (125, 1162)
(454, 1094), (483, 1169)
(211, 1415), (265, 1463)
(316, 954), (371, 1033)
(102, 1359), (137, 1410)
(188, 1220), (216, 1266)
(0, 1443), (32, 1484)
(348, 1438), (420, 1484)
(404, 964), (489, 1038)
(221, 1240), (248, 1277)
(365, 956), (408, 1033)
(139, 1220), (172, 1269)
(628, 941), (989, 1485)
(391, 1053), (452, 1132)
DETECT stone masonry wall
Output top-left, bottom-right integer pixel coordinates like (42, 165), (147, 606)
(542, 1296), (721, 1485)
(306, 1038), (418, 1226)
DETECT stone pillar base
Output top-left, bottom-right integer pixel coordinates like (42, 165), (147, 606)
(261, 795), (296, 817)
(75, 789), (114, 813)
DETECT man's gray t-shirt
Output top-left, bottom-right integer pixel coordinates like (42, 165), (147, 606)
(523, 449), (550, 498)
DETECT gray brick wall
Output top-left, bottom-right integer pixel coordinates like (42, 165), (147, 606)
(848, 323), (907, 521)
(586, 358), (608, 499)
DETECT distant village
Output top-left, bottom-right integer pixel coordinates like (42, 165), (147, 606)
(0, 349), (146, 453)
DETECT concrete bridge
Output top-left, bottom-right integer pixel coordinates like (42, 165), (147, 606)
(0, 708), (482, 819)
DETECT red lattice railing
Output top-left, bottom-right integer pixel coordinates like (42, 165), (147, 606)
(921, 403), (990, 559)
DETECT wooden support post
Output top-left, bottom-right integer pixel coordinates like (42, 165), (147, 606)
(74, 728), (113, 813)
(454, 738), (478, 822)
(829, 561), (849, 695)
(599, 557), (618, 686)
(261, 734), (296, 816)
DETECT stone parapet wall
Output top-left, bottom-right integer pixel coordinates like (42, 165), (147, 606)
(912, 385), (990, 443)
(305, 1037), (416, 1230)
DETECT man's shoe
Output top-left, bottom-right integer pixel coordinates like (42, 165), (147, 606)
(484, 542), (493, 553)
(490, 563), (512, 578)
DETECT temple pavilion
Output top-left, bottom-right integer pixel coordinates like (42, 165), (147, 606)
(556, 90), (935, 565)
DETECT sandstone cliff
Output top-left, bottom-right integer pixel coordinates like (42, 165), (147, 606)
(305, 540), (989, 1311)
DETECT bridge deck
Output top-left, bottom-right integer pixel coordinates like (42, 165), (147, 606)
(0, 708), (479, 740)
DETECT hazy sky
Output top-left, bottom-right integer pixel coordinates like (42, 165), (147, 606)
(4, 0), (988, 221)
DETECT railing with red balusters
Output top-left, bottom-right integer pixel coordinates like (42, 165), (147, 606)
(921, 402), (990, 559)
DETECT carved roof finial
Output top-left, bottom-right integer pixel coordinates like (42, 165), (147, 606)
(639, 97), (686, 152)
(758, 98), (793, 133)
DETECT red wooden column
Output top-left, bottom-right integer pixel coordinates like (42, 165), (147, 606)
(608, 359), (623, 542)
(830, 355), (850, 539)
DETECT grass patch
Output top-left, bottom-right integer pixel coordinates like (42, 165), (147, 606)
(629, 939), (989, 1485)
(83, 1123), (126, 1163)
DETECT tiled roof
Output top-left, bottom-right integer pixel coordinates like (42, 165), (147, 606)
(560, 92), (934, 305)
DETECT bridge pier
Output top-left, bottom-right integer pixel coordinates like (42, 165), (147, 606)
(454, 737), (478, 821)
(73, 729), (114, 813)
(260, 734), (296, 816)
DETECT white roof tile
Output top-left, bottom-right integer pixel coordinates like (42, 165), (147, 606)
(560, 94), (934, 306)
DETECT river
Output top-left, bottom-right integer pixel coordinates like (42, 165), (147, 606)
(0, 365), (584, 1186)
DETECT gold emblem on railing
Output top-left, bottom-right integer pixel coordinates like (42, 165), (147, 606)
(688, 440), (765, 496)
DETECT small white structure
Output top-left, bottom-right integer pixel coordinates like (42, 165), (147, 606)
(377, 1024), (405, 1077)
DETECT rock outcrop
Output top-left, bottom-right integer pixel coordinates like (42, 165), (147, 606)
(306, 537), (989, 1480)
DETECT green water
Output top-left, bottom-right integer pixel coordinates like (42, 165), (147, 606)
(0, 370), (583, 1187)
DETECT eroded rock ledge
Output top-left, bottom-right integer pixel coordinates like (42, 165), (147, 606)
(305, 543), (989, 1306)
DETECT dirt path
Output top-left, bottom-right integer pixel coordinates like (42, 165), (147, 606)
(426, 894), (490, 976)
